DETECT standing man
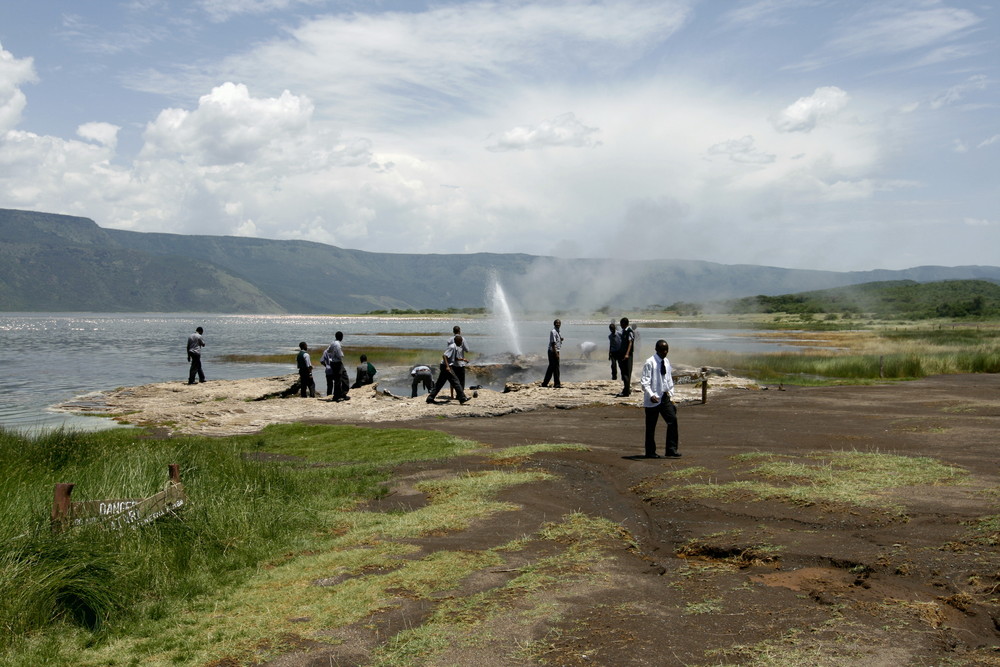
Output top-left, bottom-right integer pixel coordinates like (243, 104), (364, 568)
(186, 326), (206, 384)
(448, 325), (470, 397)
(326, 331), (348, 401)
(616, 317), (635, 397)
(320, 345), (335, 397)
(427, 335), (470, 404)
(607, 321), (620, 381)
(541, 319), (563, 388)
(296, 342), (316, 398)
(640, 339), (680, 459)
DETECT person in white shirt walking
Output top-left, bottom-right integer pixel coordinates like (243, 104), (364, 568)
(639, 339), (680, 459)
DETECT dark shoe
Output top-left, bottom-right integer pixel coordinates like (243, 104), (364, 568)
(615, 392), (630, 398)
(553, 384), (562, 389)
(426, 397), (436, 404)
(459, 397), (469, 405)
(643, 454), (663, 459)
(665, 453), (682, 458)
(540, 384), (549, 388)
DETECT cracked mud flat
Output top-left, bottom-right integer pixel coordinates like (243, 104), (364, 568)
(66, 374), (1000, 665)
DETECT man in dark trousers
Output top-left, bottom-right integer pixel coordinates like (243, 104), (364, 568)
(541, 319), (563, 388)
(427, 336), (470, 404)
(296, 342), (316, 398)
(616, 317), (635, 396)
(325, 331), (349, 401)
(639, 339), (680, 459)
(187, 326), (206, 384)
(608, 321), (620, 380)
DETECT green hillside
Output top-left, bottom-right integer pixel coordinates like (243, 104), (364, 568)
(2, 208), (1000, 313)
(723, 280), (1000, 319)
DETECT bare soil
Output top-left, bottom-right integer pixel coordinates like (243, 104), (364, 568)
(281, 375), (1000, 666)
(70, 374), (1000, 665)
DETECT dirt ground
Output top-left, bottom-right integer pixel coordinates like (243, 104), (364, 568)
(68, 374), (1000, 665)
(268, 374), (1000, 666)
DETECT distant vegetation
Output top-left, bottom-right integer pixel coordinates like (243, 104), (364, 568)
(716, 280), (1000, 320)
(366, 307), (487, 316)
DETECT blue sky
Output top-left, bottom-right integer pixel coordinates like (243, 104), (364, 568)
(0, 0), (996, 271)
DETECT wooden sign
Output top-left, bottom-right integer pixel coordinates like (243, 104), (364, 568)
(51, 464), (187, 531)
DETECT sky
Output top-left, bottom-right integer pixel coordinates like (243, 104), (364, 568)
(0, 0), (997, 272)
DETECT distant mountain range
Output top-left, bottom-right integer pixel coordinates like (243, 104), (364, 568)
(3, 208), (999, 314)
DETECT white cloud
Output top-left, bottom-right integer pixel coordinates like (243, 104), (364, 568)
(141, 82), (318, 166)
(979, 134), (1000, 149)
(824, 3), (980, 61)
(487, 112), (601, 152)
(930, 74), (988, 109)
(706, 135), (775, 164)
(134, 1), (694, 128)
(0, 44), (36, 132)
(77, 122), (120, 148)
(964, 217), (992, 227)
(771, 86), (850, 133)
(197, 0), (324, 22)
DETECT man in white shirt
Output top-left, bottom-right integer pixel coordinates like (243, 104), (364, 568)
(639, 339), (680, 459)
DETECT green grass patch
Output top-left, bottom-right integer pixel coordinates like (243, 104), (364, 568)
(0, 423), (481, 663)
(653, 450), (966, 513)
(230, 422), (478, 464)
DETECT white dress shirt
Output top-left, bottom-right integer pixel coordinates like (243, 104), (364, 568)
(640, 353), (675, 408)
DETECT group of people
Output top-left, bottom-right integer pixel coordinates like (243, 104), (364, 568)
(296, 331), (377, 400)
(414, 325), (472, 405)
(187, 319), (678, 458)
(542, 317), (680, 459)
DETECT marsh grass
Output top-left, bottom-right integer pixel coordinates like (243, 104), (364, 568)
(670, 323), (1000, 384)
(0, 423), (476, 662)
(654, 451), (966, 513)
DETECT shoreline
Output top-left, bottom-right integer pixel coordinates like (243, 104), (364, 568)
(57, 371), (758, 436)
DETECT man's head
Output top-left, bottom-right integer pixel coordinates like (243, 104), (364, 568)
(360, 354), (367, 362)
(454, 335), (464, 345)
(453, 325), (461, 334)
(335, 331), (343, 341)
(609, 322), (616, 332)
(554, 319), (561, 329)
(620, 317), (629, 328)
(299, 341), (307, 350)
(196, 326), (204, 334)
(655, 339), (669, 357)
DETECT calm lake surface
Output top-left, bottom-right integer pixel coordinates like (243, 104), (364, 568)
(0, 313), (801, 433)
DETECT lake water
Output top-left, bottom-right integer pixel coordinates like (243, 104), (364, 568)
(0, 313), (800, 433)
